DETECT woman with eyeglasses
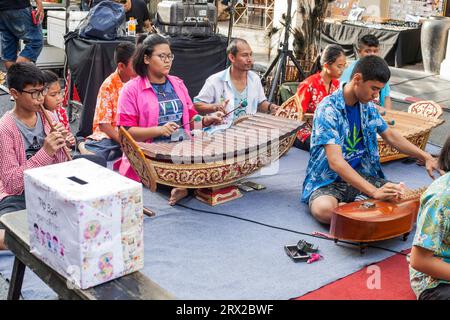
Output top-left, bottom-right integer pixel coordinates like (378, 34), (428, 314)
(294, 44), (346, 151)
(116, 33), (223, 205)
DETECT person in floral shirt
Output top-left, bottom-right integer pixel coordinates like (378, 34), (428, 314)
(410, 134), (449, 300)
(302, 55), (442, 224)
(294, 44), (346, 151)
(84, 42), (136, 161)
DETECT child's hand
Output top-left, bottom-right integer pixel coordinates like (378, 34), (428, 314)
(43, 131), (66, 156)
(159, 122), (179, 137)
(66, 132), (76, 147)
(53, 122), (68, 139)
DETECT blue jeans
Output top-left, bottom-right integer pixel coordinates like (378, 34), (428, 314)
(0, 193), (26, 229)
(84, 138), (122, 161)
(0, 7), (43, 62)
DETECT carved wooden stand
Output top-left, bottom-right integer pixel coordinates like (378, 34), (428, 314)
(378, 104), (444, 162)
(276, 96), (444, 163)
(194, 186), (242, 206)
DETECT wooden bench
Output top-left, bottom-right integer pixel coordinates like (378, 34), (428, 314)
(0, 210), (175, 300)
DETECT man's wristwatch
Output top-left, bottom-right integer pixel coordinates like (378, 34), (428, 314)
(267, 103), (273, 114)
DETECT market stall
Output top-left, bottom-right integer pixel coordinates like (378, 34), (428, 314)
(321, 20), (421, 67)
(322, 0), (449, 67)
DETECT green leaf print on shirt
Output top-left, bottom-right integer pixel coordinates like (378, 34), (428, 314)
(345, 124), (362, 154)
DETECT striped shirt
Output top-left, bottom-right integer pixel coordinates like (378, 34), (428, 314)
(0, 111), (68, 201)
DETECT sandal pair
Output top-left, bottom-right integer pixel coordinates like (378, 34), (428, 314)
(284, 240), (319, 262)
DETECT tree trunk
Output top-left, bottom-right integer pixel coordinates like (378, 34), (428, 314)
(295, 0), (331, 73)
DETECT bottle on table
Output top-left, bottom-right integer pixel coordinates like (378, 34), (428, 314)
(127, 17), (136, 37)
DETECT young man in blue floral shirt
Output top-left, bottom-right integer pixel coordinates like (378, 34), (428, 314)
(302, 55), (442, 224)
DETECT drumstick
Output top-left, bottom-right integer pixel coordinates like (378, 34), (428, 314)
(143, 206), (156, 217)
(186, 114), (202, 127)
(222, 100), (248, 118)
(377, 107), (394, 125)
(39, 105), (73, 161)
(387, 119), (395, 125)
(186, 100), (249, 127)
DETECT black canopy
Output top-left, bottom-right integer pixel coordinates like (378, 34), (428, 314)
(65, 32), (228, 137)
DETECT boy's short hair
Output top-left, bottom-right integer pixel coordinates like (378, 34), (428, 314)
(42, 70), (59, 86)
(357, 34), (379, 50)
(114, 42), (136, 66)
(351, 55), (390, 84)
(7, 62), (45, 91)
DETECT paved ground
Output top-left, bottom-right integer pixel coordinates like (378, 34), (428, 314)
(389, 67), (450, 148)
(220, 23), (449, 147)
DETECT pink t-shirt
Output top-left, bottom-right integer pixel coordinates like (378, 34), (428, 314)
(116, 75), (197, 181)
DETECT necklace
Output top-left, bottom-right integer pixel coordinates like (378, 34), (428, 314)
(152, 81), (169, 97)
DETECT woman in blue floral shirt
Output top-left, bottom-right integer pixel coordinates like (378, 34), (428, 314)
(410, 135), (450, 300)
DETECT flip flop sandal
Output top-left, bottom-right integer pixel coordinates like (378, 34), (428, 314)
(284, 245), (310, 262)
(297, 239), (319, 253)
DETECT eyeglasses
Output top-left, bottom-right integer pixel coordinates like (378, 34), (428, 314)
(20, 87), (48, 99)
(153, 53), (175, 62)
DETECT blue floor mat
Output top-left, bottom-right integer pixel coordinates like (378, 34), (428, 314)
(0, 146), (439, 299)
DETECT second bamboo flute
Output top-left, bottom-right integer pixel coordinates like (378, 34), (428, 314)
(39, 105), (73, 161)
